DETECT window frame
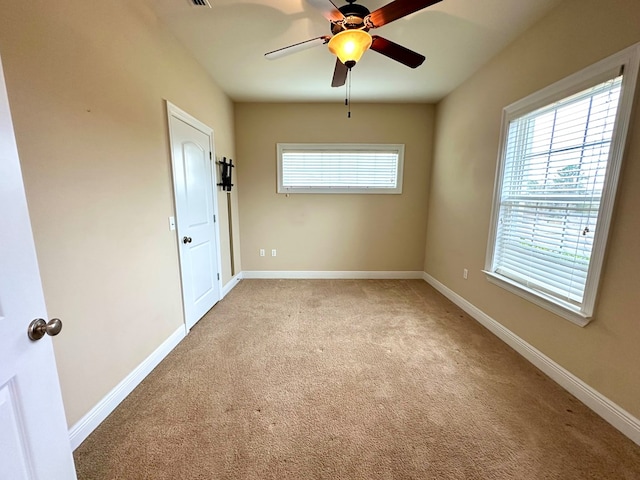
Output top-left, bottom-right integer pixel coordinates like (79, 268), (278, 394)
(276, 143), (405, 194)
(484, 43), (640, 326)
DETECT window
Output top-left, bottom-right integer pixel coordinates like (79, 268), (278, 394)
(277, 143), (404, 194)
(485, 44), (640, 326)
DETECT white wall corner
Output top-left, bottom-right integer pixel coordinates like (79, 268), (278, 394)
(422, 271), (640, 447)
(68, 326), (185, 450)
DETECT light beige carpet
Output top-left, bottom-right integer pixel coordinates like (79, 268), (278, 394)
(74, 279), (640, 479)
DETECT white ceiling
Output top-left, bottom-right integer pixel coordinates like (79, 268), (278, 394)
(148, 0), (563, 103)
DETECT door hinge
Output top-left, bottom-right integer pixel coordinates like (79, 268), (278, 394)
(217, 273), (220, 280)
(209, 151), (212, 160)
(213, 214), (216, 222)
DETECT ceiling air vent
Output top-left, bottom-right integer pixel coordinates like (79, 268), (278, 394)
(189, 0), (211, 7)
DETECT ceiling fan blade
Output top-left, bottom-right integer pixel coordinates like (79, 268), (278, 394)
(265, 36), (330, 60)
(306, 0), (344, 22)
(370, 36), (425, 68)
(366, 0), (442, 28)
(331, 59), (348, 87)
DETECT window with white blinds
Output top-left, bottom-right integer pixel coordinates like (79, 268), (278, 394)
(277, 144), (404, 194)
(485, 44), (640, 326)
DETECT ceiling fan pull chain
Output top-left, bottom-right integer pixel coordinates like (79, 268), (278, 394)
(347, 68), (352, 118)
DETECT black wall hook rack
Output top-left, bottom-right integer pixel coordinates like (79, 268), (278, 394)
(217, 157), (234, 192)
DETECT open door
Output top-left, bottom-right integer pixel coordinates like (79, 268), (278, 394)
(0, 55), (77, 478)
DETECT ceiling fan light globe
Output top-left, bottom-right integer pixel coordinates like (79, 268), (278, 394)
(328, 29), (372, 66)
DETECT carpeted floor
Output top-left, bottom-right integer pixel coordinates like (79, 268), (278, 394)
(74, 279), (640, 479)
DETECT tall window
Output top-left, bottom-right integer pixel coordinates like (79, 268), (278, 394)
(485, 44), (640, 326)
(277, 144), (404, 194)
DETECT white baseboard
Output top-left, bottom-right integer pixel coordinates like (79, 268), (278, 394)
(69, 274), (241, 450)
(242, 270), (424, 279)
(422, 272), (640, 447)
(68, 326), (185, 450)
(222, 272), (243, 298)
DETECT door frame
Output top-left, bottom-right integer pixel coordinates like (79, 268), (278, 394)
(166, 101), (223, 333)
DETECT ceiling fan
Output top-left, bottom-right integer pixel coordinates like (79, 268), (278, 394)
(265, 0), (442, 87)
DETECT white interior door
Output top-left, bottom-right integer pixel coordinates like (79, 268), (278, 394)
(167, 103), (222, 331)
(0, 56), (77, 479)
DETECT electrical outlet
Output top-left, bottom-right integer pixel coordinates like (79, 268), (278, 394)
(463, 268), (468, 280)
(271, 249), (277, 257)
(259, 249), (265, 257)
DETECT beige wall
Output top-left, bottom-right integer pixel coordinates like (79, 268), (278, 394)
(425, 0), (640, 418)
(235, 103), (434, 272)
(0, 0), (239, 426)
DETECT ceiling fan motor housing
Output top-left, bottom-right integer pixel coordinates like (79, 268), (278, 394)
(331, 2), (371, 35)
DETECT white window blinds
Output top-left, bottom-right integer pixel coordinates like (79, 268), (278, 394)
(485, 43), (640, 326)
(494, 75), (622, 306)
(277, 144), (404, 194)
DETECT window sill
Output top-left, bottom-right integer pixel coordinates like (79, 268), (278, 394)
(483, 271), (592, 327)
(277, 186), (402, 194)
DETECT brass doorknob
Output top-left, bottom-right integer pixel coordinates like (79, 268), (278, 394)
(182, 236), (192, 244)
(28, 318), (63, 341)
